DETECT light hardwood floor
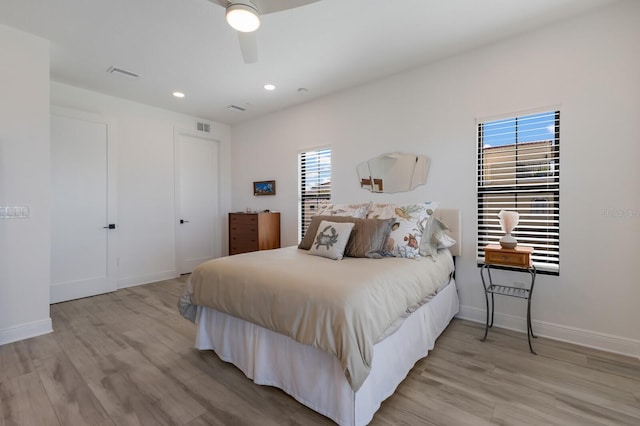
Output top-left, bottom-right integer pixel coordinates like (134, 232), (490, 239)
(1, 278), (639, 425)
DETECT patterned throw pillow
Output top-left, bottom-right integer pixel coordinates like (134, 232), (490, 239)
(367, 201), (440, 259)
(316, 202), (371, 219)
(299, 215), (394, 258)
(308, 221), (355, 260)
(419, 215), (456, 258)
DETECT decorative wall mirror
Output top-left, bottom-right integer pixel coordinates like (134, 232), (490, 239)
(357, 153), (430, 193)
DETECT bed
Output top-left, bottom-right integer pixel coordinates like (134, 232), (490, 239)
(179, 208), (461, 426)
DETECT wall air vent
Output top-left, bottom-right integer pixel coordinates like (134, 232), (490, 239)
(106, 66), (140, 78)
(197, 122), (211, 133)
(227, 104), (246, 112)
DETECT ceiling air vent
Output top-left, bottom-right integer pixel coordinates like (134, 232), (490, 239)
(106, 66), (140, 78)
(197, 122), (211, 133)
(227, 104), (246, 112)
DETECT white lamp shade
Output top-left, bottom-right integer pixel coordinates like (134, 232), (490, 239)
(226, 4), (261, 32)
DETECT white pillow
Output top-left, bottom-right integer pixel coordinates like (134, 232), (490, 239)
(419, 215), (456, 258)
(308, 221), (355, 260)
(367, 202), (440, 259)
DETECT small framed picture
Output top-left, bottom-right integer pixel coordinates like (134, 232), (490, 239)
(253, 180), (276, 196)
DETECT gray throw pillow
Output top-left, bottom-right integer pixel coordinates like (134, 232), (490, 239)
(344, 218), (396, 258)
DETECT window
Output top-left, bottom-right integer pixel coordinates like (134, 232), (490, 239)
(298, 147), (331, 241)
(477, 110), (560, 274)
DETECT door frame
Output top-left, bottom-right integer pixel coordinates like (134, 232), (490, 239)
(50, 105), (118, 303)
(174, 127), (222, 274)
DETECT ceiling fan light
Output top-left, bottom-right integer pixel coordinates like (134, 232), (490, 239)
(226, 4), (261, 32)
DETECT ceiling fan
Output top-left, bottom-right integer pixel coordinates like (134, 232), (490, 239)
(209, 0), (320, 63)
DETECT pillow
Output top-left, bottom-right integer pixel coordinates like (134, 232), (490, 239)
(345, 218), (396, 258)
(300, 215), (395, 258)
(316, 202), (371, 219)
(419, 215), (456, 258)
(367, 202), (440, 259)
(299, 215), (359, 250)
(308, 221), (355, 260)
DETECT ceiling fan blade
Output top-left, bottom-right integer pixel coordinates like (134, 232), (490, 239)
(254, 0), (320, 15)
(208, 0), (229, 8)
(238, 31), (258, 63)
(208, 0), (320, 15)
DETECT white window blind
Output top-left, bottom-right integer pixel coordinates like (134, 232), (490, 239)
(298, 147), (331, 241)
(477, 110), (560, 274)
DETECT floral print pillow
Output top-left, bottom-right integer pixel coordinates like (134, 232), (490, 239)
(316, 202), (371, 219)
(367, 202), (440, 259)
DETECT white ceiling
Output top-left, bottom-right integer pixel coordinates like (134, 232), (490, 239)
(0, 0), (619, 125)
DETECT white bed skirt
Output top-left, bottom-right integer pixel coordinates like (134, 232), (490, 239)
(195, 279), (459, 426)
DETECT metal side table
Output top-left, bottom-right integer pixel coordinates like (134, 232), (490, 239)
(480, 244), (537, 354)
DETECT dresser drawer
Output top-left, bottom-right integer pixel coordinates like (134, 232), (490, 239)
(484, 247), (531, 268)
(229, 225), (258, 236)
(230, 240), (258, 255)
(229, 214), (258, 225)
(485, 250), (526, 267)
(229, 234), (257, 246)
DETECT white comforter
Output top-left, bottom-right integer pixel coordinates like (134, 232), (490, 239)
(179, 246), (454, 391)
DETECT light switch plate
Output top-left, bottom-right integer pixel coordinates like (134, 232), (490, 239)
(0, 206), (30, 219)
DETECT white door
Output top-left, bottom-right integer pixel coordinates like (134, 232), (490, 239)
(51, 109), (117, 303)
(176, 131), (220, 274)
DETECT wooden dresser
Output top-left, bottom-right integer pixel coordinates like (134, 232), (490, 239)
(228, 212), (281, 255)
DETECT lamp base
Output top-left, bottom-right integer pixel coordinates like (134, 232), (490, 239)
(500, 233), (518, 249)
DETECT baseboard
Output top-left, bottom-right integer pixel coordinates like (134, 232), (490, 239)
(0, 317), (53, 346)
(118, 270), (178, 289)
(457, 304), (640, 359)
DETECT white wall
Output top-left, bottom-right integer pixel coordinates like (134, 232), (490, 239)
(230, 1), (640, 356)
(50, 83), (232, 288)
(0, 24), (232, 345)
(0, 25), (52, 344)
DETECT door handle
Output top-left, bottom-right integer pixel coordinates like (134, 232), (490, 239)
(180, 219), (190, 224)
(103, 224), (116, 229)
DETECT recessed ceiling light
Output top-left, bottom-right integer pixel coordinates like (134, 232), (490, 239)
(173, 91), (185, 98)
(264, 84), (276, 91)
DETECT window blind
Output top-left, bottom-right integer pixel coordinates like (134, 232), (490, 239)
(298, 147), (331, 241)
(477, 111), (560, 274)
